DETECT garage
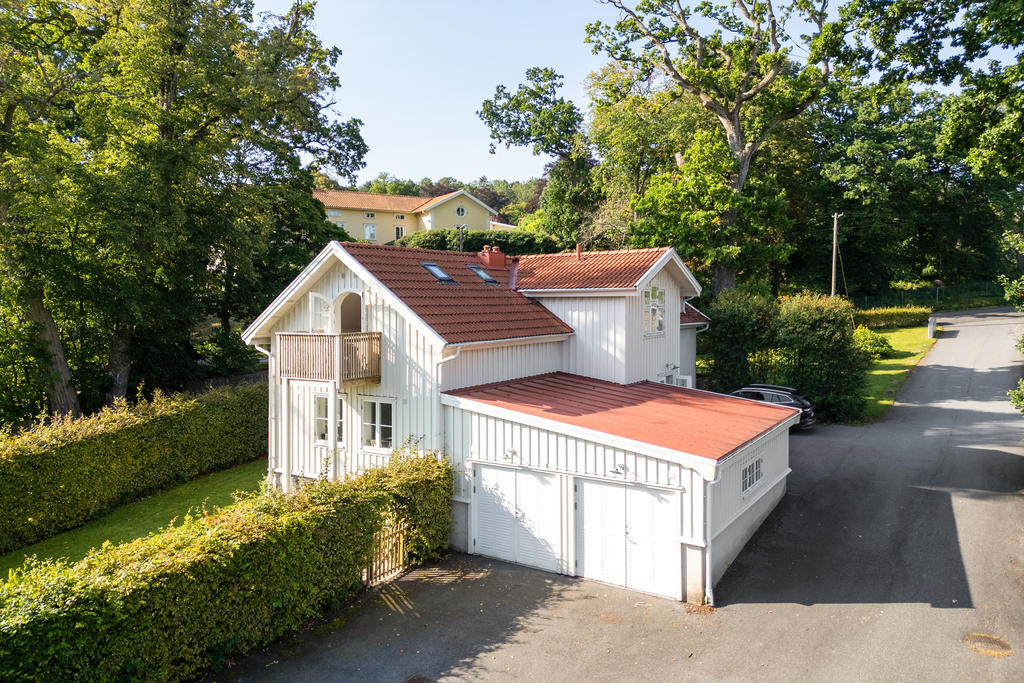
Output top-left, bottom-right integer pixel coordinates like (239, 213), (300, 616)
(473, 464), (562, 573)
(576, 479), (682, 600)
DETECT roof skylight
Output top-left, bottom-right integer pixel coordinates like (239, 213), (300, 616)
(421, 262), (458, 285)
(466, 264), (499, 285)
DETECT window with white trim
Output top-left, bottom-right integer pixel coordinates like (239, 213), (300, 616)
(363, 223), (376, 240)
(394, 213), (406, 220)
(313, 395), (345, 445)
(643, 285), (666, 333)
(455, 205), (466, 217)
(361, 400), (393, 449)
(313, 394), (329, 443)
(326, 209), (341, 217)
(364, 211), (375, 219)
(741, 458), (763, 493)
(395, 225), (405, 239)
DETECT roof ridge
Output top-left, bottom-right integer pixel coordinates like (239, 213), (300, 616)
(313, 188), (423, 200)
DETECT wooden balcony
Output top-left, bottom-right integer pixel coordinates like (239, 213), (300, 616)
(277, 332), (381, 385)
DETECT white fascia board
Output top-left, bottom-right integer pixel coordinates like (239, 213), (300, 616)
(636, 248), (702, 297)
(519, 288), (636, 297)
(440, 392), (720, 480)
(242, 243), (339, 344)
(422, 189), (499, 218)
(451, 333), (572, 351)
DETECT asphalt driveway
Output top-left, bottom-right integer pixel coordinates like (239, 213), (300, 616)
(216, 308), (1024, 682)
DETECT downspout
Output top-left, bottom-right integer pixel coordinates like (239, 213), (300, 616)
(433, 344), (462, 452)
(704, 469), (721, 606)
(253, 344), (275, 486)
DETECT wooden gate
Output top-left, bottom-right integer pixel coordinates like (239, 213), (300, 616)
(364, 519), (409, 586)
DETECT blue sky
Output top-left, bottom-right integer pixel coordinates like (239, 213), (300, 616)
(253, 0), (611, 185)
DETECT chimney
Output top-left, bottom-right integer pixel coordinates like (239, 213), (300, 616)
(576, 243), (583, 261)
(478, 244), (506, 269)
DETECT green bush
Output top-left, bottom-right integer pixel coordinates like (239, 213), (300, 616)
(705, 289), (773, 392)
(194, 327), (263, 377)
(853, 305), (932, 328)
(0, 382), (268, 554)
(394, 228), (559, 254)
(853, 325), (895, 359)
(774, 294), (868, 421)
(0, 456), (453, 682)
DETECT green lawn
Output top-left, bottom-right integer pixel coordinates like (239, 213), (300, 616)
(1, 459), (267, 577)
(862, 325), (937, 420)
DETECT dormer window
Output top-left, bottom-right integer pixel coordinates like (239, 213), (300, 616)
(466, 264), (499, 285)
(421, 262), (458, 285)
(643, 285), (666, 334)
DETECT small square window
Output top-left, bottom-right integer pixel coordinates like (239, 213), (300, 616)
(741, 458), (763, 492)
(361, 400), (393, 449)
(394, 214), (406, 220)
(421, 261), (458, 284)
(466, 264), (499, 285)
(364, 211), (375, 219)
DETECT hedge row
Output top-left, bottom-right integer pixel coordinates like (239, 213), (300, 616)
(0, 455), (453, 682)
(852, 305), (932, 328)
(0, 382), (268, 554)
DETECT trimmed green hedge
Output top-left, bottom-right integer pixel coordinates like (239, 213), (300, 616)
(0, 382), (268, 555)
(0, 455), (453, 682)
(853, 305), (932, 328)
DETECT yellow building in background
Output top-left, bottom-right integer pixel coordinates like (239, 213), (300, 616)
(312, 189), (512, 245)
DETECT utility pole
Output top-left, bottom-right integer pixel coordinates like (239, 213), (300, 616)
(456, 224), (467, 251)
(831, 212), (843, 296)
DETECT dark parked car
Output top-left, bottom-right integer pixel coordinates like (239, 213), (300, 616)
(729, 384), (816, 429)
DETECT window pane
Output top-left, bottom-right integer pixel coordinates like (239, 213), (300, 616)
(380, 402), (393, 427)
(362, 401), (376, 424)
(337, 397), (344, 440)
(380, 426), (393, 449)
(362, 421), (375, 447)
(315, 396), (328, 419)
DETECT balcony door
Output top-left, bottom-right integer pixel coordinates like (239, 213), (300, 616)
(333, 292), (362, 334)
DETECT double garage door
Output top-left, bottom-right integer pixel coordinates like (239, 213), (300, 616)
(473, 464), (682, 600)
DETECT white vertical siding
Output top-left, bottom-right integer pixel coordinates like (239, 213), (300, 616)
(269, 260), (443, 488)
(625, 270), (682, 383)
(440, 340), (565, 391)
(534, 297), (626, 383)
(679, 327), (698, 385)
(443, 404), (702, 538)
(710, 428), (790, 536)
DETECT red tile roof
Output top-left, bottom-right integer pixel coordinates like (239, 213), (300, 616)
(312, 189), (462, 213)
(680, 302), (710, 325)
(515, 247), (670, 290)
(445, 373), (797, 460)
(341, 243), (573, 344)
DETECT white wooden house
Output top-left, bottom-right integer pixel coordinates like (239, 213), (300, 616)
(242, 242), (799, 604)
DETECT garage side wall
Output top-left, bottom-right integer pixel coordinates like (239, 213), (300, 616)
(709, 427), (791, 584)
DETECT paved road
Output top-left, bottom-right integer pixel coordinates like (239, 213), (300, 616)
(217, 308), (1024, 682)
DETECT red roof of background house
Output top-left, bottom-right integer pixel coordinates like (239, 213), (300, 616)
(444, 372), (797, 460)
(680, 301), (711, 325)
(312, 189), (460, 213)
(341, 243), (573, 344)
(515, 247), (670, 290)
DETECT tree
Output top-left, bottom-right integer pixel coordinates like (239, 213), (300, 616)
(846, 0), (1024, 178)
(479, 68), (601, 245)
(360, 172), (420, 196)
(586, 0), (844, 292)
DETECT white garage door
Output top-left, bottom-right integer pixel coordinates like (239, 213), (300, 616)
(474, 465), (561, 573)
(577, 479), (681, 599)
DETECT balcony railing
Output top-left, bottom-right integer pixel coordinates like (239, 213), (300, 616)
(277, 332), (381, 385)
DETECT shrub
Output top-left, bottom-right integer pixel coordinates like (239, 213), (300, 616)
(0, 456), (453, 682)
(774, 294), (868, 421)
(395, 228), (559, 255)
(853, 305), (932, 328)
(0, 382), (268, 554)
(853, 325), (895, 359)
(705, 289), (773, 392)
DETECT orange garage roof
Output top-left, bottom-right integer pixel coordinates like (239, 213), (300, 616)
(444, 373), (798, 461)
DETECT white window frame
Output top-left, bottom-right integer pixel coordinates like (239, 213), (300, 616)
(313, 393), (329, 444)
(643, 285), (666, 335)
(395, 225), (405, 239)
(455, 205), (466, 217)
(309, 292), (331, 332)
(394, 213), (406, 220)
(364, 211), (375, 219)
(741, 458), (763, 493)
(361, 399), (394, 451)
(363, 223), (376, 240)
(326, 208), (341, 217)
